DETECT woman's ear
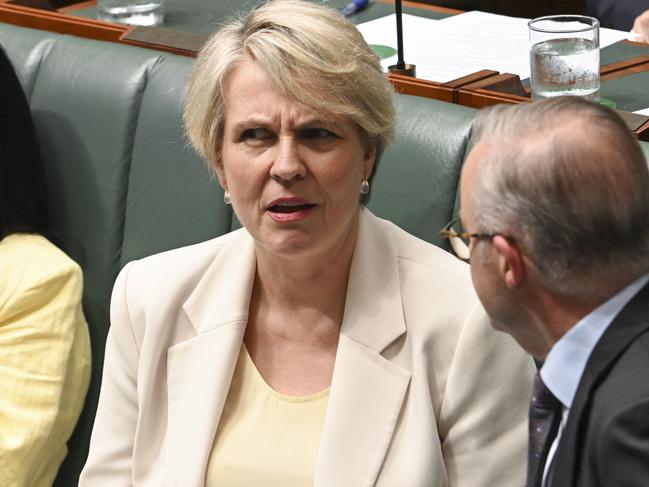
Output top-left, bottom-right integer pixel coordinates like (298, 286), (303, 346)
(363, 143), (377, 180)
(213, 160), (227, 190)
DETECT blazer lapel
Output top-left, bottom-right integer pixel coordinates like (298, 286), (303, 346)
(552, 282), (649, 487)
(164, 231), (256, 486)
(315, 210), (411, 487)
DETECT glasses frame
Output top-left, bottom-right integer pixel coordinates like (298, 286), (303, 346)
(439, 217), (497, 261)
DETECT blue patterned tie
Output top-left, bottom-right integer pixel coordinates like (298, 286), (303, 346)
(526, 373), (562, 487)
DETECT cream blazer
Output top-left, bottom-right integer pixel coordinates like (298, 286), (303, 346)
(80, 209), (534, 487)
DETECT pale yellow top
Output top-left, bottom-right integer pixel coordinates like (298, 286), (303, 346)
(0, 234), (91, 487)
(206, 345), (329, 487)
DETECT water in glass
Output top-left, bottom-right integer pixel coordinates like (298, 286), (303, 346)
(530, 37), (600, 101)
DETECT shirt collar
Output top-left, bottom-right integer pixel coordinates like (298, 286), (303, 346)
(541, 273), (649, 409)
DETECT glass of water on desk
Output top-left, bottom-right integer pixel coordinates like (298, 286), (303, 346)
(529, 15), (600, 101)
(98, 0), (165, 26)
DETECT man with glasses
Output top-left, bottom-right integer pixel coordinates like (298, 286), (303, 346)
(442, 97), (649, 487)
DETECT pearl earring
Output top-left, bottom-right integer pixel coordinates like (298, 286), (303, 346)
(223, 191), (231, 205)
(360, 179), (370, 195)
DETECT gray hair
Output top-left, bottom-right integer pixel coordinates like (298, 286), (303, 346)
(470, 97), (649, 299)
(184, 0), (395, 180)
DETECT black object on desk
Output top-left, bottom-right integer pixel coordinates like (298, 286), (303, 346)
(388, 0), (416, 77)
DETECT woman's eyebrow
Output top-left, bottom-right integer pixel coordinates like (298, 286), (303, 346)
(294, 117), (340, 130)
(230, 114), (275, 129)
(230, 114), (339, 132)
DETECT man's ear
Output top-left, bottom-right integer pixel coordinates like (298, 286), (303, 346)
(492, 235), (525, 289)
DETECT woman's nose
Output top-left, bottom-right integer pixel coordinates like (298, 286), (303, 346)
(269, 136), (307, 182)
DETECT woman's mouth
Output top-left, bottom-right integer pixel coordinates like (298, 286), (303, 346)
(266, 199), (317, 222)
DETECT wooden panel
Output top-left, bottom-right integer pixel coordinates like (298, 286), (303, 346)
(457, 73), (527, 97)
(456, 87), (527, 108)
(457, 87), (649, 140)
(601, 54), (649, 81)
(0, 2), (126, 41)
(444, 69), (499, 88)
(388, 72), (454, 102)
(119, 26), (203, 56)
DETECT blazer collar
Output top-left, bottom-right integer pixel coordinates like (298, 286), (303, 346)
(166, 210), (410, 486)
(552, 281), (649, 487)
(340, 208), (407, 352)
(315, 209), (410, 486)
(182, 229), (257, 334)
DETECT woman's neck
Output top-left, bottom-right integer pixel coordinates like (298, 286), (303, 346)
(243, 221), (359, 394)
(249, 217), (359, 343)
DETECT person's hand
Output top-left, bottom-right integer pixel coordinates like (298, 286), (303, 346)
(632, 9), (649, 44)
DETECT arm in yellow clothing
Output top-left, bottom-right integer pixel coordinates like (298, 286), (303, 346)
(0, 234), (91, 487)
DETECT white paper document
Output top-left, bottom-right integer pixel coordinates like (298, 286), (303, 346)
(356, 11), (631, 83)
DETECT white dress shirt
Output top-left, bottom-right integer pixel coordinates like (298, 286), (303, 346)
(539, 272), (649, 486)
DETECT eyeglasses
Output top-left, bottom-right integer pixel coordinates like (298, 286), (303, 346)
(439, 217), (497, 261)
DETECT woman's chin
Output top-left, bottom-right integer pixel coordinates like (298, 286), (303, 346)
(254, 232), (317, 261)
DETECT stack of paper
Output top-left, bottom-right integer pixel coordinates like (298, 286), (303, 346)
(356, 11), (631, 83)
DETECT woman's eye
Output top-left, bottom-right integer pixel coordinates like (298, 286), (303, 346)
(301, 128), (335, 140)
(241, 128), (273, 141)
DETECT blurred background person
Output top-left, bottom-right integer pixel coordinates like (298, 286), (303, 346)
(451, 97), (649, 487)
(632, 8), (649, 43)
(0, 46), (91, 486)
(587, 0), (649, 32)
(80, 1), (534, 485)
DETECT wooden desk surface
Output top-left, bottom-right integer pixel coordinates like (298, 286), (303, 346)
(1, 0), (647, 138)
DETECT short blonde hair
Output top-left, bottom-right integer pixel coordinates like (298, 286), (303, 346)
(184, 0), (395, 172)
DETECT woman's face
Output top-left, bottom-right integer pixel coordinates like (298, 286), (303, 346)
(217, 58), (376, 265)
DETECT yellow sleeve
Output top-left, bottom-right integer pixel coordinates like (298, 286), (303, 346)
(0, 260), (91, 487)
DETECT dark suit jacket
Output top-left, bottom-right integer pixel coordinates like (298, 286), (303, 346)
(587, 0), (649, 30)
(550, 281), (649, 487)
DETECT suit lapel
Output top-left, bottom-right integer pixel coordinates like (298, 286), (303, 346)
(315, 210), (411, 487)
(164, 231), (256, 486)
(552, 282), (649, 487)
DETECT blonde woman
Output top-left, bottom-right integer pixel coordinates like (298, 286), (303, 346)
(80, 1), (534, 485)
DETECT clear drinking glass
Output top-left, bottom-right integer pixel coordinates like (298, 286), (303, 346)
(97, 0), (165, 26)
(529, 15), (600, 101)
